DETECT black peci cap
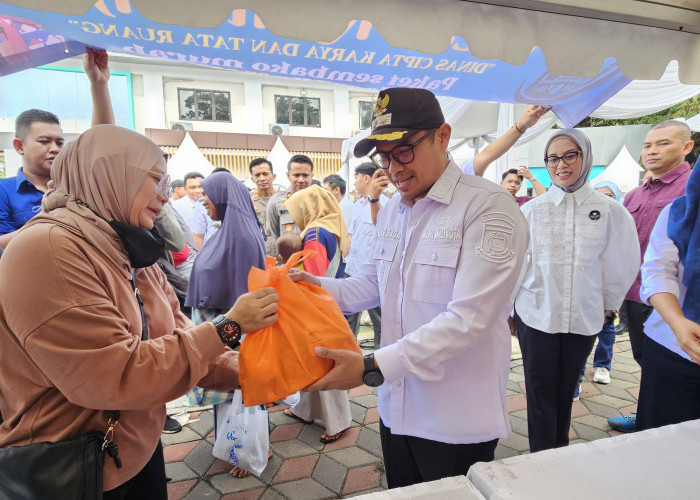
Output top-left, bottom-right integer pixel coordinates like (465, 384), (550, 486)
(354, 88), (445, 158)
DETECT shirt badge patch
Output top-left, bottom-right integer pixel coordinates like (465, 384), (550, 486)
(437, 215), (451, 226)
(589, 210), (601, 221)
(477, 212), (516, 263)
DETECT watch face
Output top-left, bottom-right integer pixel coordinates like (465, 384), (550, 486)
(221, 322), (236, 338)
(363, 371), (384, 387)
(216, 317), (240, 342)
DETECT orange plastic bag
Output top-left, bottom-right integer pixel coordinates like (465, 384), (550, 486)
(239, 251), (361, 406)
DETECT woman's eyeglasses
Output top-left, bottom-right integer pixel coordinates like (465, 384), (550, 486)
(148, 171), (172, 198)
(544, 150), (582, 168)
(370, 129), (437, 169)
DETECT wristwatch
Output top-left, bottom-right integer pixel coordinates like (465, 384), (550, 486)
(362, 353), (384, 387)
(368, 196), (381, 204)
(212, 314), (242, 349)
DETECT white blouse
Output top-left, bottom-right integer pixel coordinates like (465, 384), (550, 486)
(515, 183), (640, 335)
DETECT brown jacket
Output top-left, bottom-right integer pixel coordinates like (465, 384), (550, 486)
(0, 221), (237, 490)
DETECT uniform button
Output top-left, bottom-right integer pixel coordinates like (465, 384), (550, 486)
(430, 253), (437, 261)
(395, 381), (402, 388)
(410, 220), (416, 227)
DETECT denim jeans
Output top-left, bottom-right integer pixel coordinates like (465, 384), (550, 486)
(576, 321), (617, 391)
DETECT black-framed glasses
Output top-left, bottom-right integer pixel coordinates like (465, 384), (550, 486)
(544, 150), (582, 168)
(370, 129), (437, 169)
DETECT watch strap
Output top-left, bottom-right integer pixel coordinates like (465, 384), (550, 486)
(363, 353), (384, 387)
(364, 353), (378, 373)
(368, 197), (380, 203)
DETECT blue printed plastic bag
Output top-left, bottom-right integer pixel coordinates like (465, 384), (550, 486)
(212, 391), (269, 475)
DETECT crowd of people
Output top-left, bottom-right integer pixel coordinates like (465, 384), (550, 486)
(0, 52), (698, 496)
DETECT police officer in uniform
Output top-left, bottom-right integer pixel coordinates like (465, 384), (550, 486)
(266, 154), (314, 257)
(249, 158), (277, 256)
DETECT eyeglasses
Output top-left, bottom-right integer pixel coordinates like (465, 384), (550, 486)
(370, 129), (437, 169)
(148, 171), (172, 198)
(544, 150), (582, 168)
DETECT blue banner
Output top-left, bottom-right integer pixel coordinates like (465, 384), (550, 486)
(0, 1), (631, 126)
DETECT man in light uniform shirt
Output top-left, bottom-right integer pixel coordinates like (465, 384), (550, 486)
(291, 88), (528, 487)
(323, 174), (354, 232)
(344, 162), (389, 347)
(636, 164), (700, 431)
(249, 158), (277, 256)
(266, 154), (314, 257)
(171, 171), (215, 251)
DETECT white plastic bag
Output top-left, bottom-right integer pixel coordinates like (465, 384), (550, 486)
(212, 391), (269, 476)
(274, 391), (300, 407)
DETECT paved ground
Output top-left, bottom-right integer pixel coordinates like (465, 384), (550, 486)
(163, 328), (640, 499)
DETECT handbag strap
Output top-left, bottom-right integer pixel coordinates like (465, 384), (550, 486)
(131, 270), (148, 341)
(99, 269), (152, 470)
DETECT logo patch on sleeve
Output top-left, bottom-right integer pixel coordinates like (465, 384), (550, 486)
(476, 212), (516, 263)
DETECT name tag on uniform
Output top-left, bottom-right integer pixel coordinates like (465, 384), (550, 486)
(377, 228), (401, 240)
(421, 227), (461, 240)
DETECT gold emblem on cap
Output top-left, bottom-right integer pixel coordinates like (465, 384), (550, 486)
(373, 94), (390, 119)
(366, 131), (407, 141)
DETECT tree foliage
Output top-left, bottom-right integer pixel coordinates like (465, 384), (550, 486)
(579, 95), (700, 166)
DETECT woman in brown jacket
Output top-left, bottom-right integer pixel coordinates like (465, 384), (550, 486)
(0, 125), (279, 498)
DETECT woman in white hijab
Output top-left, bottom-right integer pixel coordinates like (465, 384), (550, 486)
(513, 129), (640, 453)
(0, 125), (278, 498)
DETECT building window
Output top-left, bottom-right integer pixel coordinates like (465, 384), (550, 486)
(359, 101), (374, 129)
(178, 89), (231, 121)
(275, 95), (320, 127)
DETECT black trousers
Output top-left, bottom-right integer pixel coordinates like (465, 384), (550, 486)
(515, 313), (596, 453)
(103, 440), (167, 500)
(379, 421), (497, 489)
(621, 300), (653, 365)
(637, 337), (700, 432)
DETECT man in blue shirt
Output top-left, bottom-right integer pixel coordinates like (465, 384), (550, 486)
(0, 110), (63, 240)
(0, 48), (114, 248)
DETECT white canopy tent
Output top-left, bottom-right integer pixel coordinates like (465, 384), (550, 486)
(590, 145), (645, 195)
(166, 132), (215, 181)
(266, 137), (292, 189)
(679, 113), (700, 132)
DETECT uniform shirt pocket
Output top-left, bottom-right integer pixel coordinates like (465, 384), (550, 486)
(279, 211), (295, 228)
(410, 244), (460, 303)
(372, 239), (398, 294)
